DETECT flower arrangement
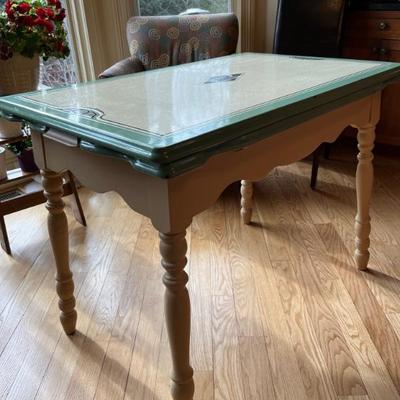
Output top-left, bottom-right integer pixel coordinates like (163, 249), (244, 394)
(0, 0), (69, 61)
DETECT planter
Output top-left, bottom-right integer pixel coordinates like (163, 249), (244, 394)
(17, 149), (39, 173)
(0, 54), (40, 139)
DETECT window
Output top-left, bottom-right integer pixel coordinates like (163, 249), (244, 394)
(139, 0), (230, 16)
(41, 0), (77, 87)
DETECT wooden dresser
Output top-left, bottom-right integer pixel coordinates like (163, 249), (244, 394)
(342, 10), (400, 145)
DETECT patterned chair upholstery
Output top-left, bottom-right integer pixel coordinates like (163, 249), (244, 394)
(99, 13), (239, 78)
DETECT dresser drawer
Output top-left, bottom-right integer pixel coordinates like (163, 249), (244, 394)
(343, 11), (400, 40)
(342, 39), (400, 61)
(342, 10), (400, 146)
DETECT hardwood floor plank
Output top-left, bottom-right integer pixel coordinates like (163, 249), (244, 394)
(0, 256), (57, 399)
(212, 295), (245, 400)
(0, 208), (49, 315)
(387, 314), (400, 340)
(238, 336), (276, 400)
(252, 177), (291, 263)
(271, 261), (337, 400)
(93, 219), (150, 400)
(273, 167), (314, 225)
(230, 188), (308, 400)
(257, 176), (366, 397)
(317, 223), (400, 395)
(188, 204), (226, 371)
(153, 325), (171, 400)
(206, 199), (233, 297)
(123, 222), (164, 400)
(299, 223), (400, 400)
(223, 190), (265, 338)
(60, 208), (142, 400)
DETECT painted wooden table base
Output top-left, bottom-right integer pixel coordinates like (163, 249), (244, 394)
(31, 91), (378, 400)
(1, 53), (399, 400)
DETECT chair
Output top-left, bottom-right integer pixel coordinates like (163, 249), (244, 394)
(99, 13), (239, 79)
(274, 0), (346, 188)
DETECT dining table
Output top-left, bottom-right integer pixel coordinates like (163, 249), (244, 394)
(0, 53), (399, 400)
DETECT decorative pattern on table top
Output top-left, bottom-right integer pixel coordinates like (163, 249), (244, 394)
(17, 54), (392, 139)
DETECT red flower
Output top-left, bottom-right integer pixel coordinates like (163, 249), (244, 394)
(55, 8), (66, 22)
(5, 0), (13, 14)
(17, 2), (31, 14)
(36, 7), (54, 19)
(33, 17), (54, 32)
(47, 0), (62, 9)
(5, 0), (16, 21)
(36, 7), (45, 17)
(45, 7), (54, 18)
(18, 15), (35, 27)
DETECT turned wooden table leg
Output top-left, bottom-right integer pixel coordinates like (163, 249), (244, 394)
(354, 124), (376, 271)
(160, 231), (194, 400)
(241, 180), (253, 225)
(41, 169), (77, 335)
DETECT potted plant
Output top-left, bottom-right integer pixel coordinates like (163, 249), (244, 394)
(0, 0), (70, 138)
(6, 137), (38, 172)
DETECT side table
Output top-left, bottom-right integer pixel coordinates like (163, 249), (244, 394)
(0, 134), (86, 255)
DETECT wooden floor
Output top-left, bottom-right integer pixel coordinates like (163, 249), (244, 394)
(0, 142), (399, 400)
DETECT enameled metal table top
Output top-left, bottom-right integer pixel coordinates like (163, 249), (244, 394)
(1, 53), (399, 177)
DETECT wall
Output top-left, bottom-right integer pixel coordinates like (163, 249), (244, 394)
(266, 0), (278, 52)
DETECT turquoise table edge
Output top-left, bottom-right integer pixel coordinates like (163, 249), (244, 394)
(1, 53), (400, 178)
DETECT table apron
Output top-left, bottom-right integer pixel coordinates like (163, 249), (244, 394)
(31, 93), (381, 233)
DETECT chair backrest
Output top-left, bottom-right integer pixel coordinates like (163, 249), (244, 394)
(273, 0), (346, 57)
(126, 13), (239, 71)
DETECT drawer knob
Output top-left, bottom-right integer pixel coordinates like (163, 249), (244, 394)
(378, 21), (389, 30)
(372, 47), (388, 56)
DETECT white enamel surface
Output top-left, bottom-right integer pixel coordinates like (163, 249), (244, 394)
(23, 53), (385, 137)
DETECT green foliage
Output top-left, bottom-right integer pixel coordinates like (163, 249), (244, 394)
(139, 0), (229, 16)
(0, 0), (69, 60)
(6, 137), (32, 155)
